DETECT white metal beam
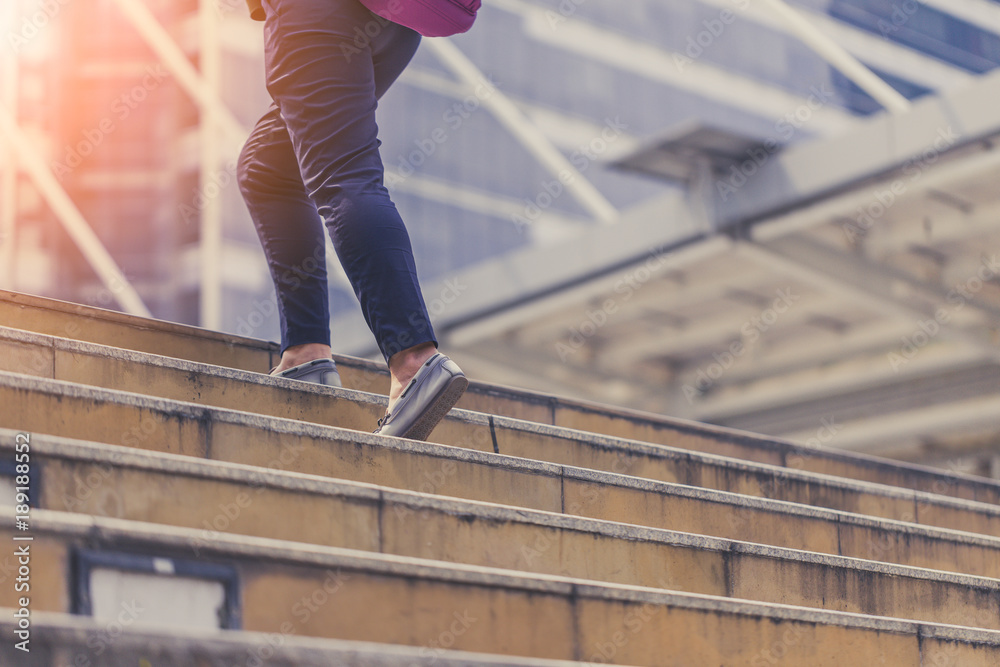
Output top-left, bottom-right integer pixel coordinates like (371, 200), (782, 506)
(199, 0), (224, 330)
(766, 235), (1000, 324)
(679, 319), (929, 387)
(112, 0), (355, 308)
(719, 106), (1000, 231)
(492, 0), (857, 133)
(737, 237), (1000, 361)
(0, 104), (152, 317)
(109, 0), (248, 149)
(782, 393), (1000, 452)
(457, 337), (664, 404)
(747, 147), (1000, 244)
(442, 208), (728, 349)
(755, 0), (910, 113)
(447, 233), (733, 349)
(434, 72), (1000, 350)
(399, 67), (642, 157)
(692, 342), (984, 421)
(599, 288), (841, 368)
(386, 170), (588, 244)
(424, 39), (619, 224)
(697, 0), (972, 91)
(510, 255), (784, 346)
(860, 197), (1000, 257)
(0, 0), (17, 290)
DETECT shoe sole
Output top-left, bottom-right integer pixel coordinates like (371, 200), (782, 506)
(397, 372), (470, 441)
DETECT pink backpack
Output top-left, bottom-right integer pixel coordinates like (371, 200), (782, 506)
(245, 0), (480, 38)
(359, 0), (481, 37)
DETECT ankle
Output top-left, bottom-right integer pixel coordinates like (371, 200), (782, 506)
(389, 343), (436, 376)
(276, 343), (332, 373)
(387, 342), (437, 405)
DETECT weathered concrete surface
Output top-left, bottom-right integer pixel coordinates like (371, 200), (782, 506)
(2, 347), (999, 538)
(3, 293), (998, 506)
(3, 376), (1000, 579)
(0, 611), (585, 667)
(7, 429), (1000, 630)
(6, 510), (1000, 667)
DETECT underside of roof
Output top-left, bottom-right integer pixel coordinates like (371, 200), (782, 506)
(399, 69), (1000, 476)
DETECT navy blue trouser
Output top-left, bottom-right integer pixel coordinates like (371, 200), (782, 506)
(238, 0), (436, 361)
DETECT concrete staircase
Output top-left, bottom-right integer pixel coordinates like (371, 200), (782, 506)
(1, 288), (999, 665)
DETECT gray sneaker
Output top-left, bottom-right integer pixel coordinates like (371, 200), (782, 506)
(374, 353), (468, 441)
(271, 358), (342, 388)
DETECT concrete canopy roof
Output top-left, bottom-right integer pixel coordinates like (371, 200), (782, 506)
(403, 69), (1000, 474)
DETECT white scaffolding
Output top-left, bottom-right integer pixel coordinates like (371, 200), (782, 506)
(1, 0), (20, 289)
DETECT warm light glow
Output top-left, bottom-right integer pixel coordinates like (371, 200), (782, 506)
(0, 2), (15, 45)
(4, 0), (58, 61)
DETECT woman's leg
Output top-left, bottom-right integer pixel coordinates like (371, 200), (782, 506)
(258, 0), (445, 407)
(237, 104), (333, 370)
(261, 0), (435, 359)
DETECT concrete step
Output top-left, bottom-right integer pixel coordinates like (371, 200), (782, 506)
(4, 382), (1000, 582)
(0, 289), (277, 374)
(7, 509), (1000, 666)
(2, 363), (1000, 540)
(0, 611), (585, 667)
(8, 326), (999, 538)
(4, 291), (997, 506)
(8, 429), (1000, 631)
